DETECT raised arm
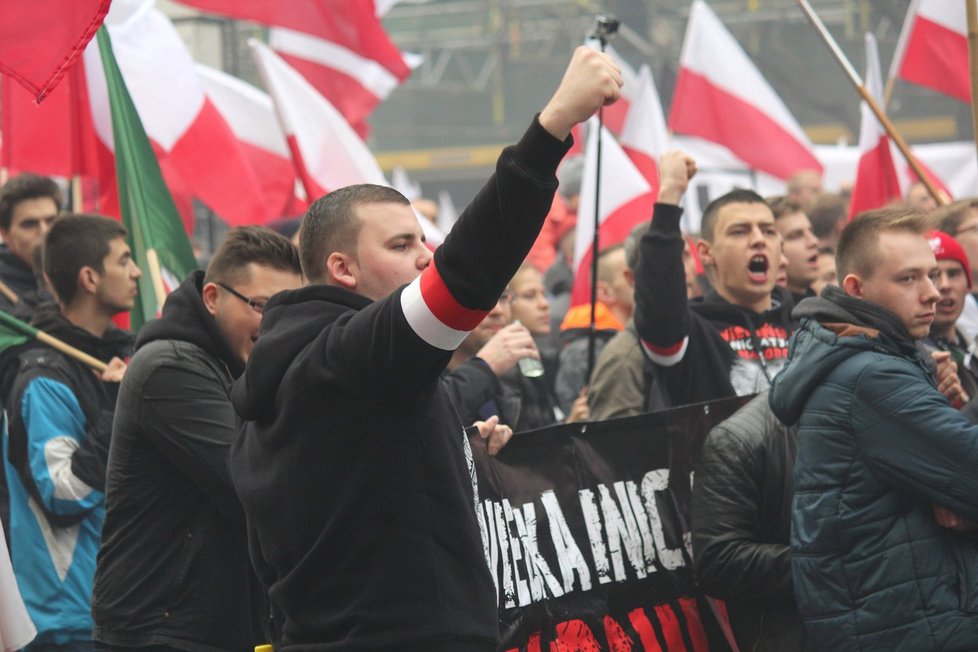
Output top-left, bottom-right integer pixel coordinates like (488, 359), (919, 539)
(632, 151), (698, 367)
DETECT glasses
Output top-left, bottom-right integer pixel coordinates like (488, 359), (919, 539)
(217, 282), (265, 314)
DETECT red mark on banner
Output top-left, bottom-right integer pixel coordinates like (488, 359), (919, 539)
(653, 604), (689, 652)
(604, 615), (635, 651)
(678, 598), (710, 652)
(549, 620), (602, 651)
(627, 608), (665, 652)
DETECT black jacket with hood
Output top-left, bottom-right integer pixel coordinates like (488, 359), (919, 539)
(93, 270), (266, 652)
(633, 203), (795, 407)
(227, 117), (569, 651)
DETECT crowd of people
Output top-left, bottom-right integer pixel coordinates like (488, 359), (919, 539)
(0, 44), (976, 652)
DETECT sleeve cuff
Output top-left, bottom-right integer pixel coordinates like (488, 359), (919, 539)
(508, 114), (574, 184)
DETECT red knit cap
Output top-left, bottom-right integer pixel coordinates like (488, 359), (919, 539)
(927, 230), (972, 288)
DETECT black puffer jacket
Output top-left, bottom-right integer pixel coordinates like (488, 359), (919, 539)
(93, 271), (266, 652)
(691, 392), (807, 652)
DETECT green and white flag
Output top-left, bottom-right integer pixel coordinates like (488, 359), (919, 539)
(96, 27), (197, 331)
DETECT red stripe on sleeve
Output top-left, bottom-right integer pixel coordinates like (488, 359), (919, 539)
(419, 261), (489, 332)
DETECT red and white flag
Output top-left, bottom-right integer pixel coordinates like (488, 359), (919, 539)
(570, 120), (654, 307)
(1, 0), (286, 226)
(619, 64), (670, 199)
(196, 64), (307, 217)
(0, 0), (110, 102)
(174, 0), (417, 136)
(250, 39), (387, 201)
(849, 34), (902, 219)
(890, 0), (969, 103)
(669, 0), (821, 181)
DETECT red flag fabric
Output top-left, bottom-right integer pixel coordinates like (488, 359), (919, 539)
(570, 121), (654, 307)
(891, 0), (969, 103)
(174, 0), (415, 136)
(2, 0), (287, 227)
(669, 0), (821, 181)
(0, 0), (110, 103)
(619, 65), (669, 200)
(849, 34), (902, 219)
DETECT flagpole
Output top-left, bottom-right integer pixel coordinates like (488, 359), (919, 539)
(587, 15), (620, 382)
(967, 0), (978, 167)
(0, 310), (107, 372)
(797, 0), (946, 207)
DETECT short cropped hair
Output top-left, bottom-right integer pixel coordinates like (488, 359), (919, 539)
(808, 193), (848, 240)
(836, 207), (929, 281)
(624, 222), (650, 272)
(44, 214), (128, 306)
(299, 184), (410, 283)
(769, 197), (803, 220)
(0, 174), (63, 231)
(596, 243), (625, 283)
(204, 226), (301, 286)
(700, 189), (767, 243)
(934, 198), (978, 236)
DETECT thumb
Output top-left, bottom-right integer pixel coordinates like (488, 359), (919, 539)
(480, 415), (499, 438)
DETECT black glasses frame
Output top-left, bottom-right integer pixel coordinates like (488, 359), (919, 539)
(217, 282), (265, 314)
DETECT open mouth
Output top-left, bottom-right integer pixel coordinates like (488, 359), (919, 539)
(807, 253), (819, 267)
(747, 255), (769, 282)
(937, 298), (957, 312)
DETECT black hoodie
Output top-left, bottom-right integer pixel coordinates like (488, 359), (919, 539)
(633, 203), (796, 407)
(227, 116), (569, 651)
(93, 270), (266, 652)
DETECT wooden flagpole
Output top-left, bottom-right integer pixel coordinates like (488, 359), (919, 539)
(967, 0), (978, 168)
(797, 0), (946, 207)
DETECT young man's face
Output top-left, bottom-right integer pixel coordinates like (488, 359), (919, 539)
(349, 202), (432, 301)
(2, 197), (58, 268)
(845, 231), (940, 340)
(812, 251), (838, 296)
(699, 202), (781, 312)
(932, 259), (969, 336)
(95, 237), (142, 314)
(776, 210), (820, 295)
(459, 292), (513, 357)
(208, 263), (303, 363)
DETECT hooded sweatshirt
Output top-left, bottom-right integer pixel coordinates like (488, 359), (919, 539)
(93, 270), (266, 651)
(770, 286), (978, 650)
(1, 301), (132, 646)
(228, 116), (569, 651)
(633, 203), (795, 408)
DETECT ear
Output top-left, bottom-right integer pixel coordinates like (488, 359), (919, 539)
(77, 265), (100, 297)
(696, 239), (713, 269)
(326, 251), (358, 291)
(623, 268), (635, 288)
(202, 282), (220, 317)
(595, 280), (612, 304)
(842, 274), (862, 298)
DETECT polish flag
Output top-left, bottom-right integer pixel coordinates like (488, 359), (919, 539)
(570, 120), (654, 307)
(196, 65), (307, 217)
(595, 44), (640, 135)
(669, 0), (821, 181)
(250, 40), (448, 248)
(173, 0), (417, 137)
(1, 0), (285, 226)
(849, 34), (902, 219)
(250, 39), (387, 201)
(891, 0), (969, 103)
(619, 64), (670, 198)
(0, 0), (110, 102)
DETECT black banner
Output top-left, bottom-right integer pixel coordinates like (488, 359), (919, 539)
(470, 395), (753, 652)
